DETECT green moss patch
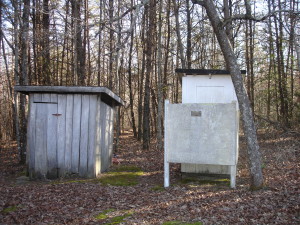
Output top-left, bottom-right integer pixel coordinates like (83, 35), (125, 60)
(50, 166), (143, 186)
(107, 212), (133, 224)
(95, 209), (133, 224)
(163, 221), (203, 225)
(94, 209), (115, 220)
(96, 165), (143, 186)
(1, 205), (19, 214)
(151, 185), (165, 192)
(98, 171), (143, 186)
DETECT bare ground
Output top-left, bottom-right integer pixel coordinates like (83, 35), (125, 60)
(0, 129), (299, 224)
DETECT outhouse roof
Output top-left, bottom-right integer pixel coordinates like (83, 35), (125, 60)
(14, 86), (125, 106)
(175, 69), (246, 75)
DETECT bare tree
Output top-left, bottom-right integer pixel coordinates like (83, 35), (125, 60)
(244, 0), (255, 111)
(17, 0), (30, 164)
(186, 0), (192, 68)
(156, 0), (164, 150)
(41, 0), (50, 84)
(172, 0), (186, 69)
(143, 0), (155, 150)
(108, 0), (115, 90)
(71, 0), (85, 85)
(128, 0), (137, 137)
(192, 0), (264, 189)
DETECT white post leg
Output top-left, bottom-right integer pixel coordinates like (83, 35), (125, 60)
(164, 100), (170, 188)
(164, 161), (170, 188)
(230, 165), (237, 188)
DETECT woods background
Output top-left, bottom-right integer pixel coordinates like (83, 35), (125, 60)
(0, 0), (299, 159)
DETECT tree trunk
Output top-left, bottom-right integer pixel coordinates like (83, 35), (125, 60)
(275, 1), (289, 127)
(244, 0), (255, 112)
(18, 0), (30, 164)
(12, 0), (21, 149)
(295, 36), (300, 104)
(71, 0), (85, 85)
(114, 0), (122, 152)
(108, 0), (114, 90)
(42, 0), (50, 84)
(186, 0), (192, 68)
(223, 0), (233, 47)
(266, 0), (274, 119)
(192, 0), (264, 189)
(97, 0), (103, 86)
(137, 7), (147, 141)
(85, 0), (91, 85)
(163, 0), (171, 100)
(143, 0), (155, 150)
(172, 0), (186, 69)
(156, 0), (163, 150)
(128, 0), (137, 137)
(60, 0), (70, 85)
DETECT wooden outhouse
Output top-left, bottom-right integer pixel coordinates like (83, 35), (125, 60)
(14, 86), (124, 179)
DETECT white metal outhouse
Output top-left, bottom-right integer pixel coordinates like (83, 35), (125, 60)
(164, 69), (245, 188)
(15, 86), (124, 179)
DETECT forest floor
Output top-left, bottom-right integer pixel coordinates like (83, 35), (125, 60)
(0, 128), (299, 225)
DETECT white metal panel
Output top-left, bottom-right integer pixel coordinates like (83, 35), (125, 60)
(166, 103), (237, 165)
(164, 100), (170, 187)
(182, 75), (237, 104)
(181, 74), (239, 175)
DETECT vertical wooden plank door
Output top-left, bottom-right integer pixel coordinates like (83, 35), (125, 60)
(34, 102), (58, 179)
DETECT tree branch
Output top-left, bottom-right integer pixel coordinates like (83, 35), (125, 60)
(222, 10), (299, 27)
(0, 30), (15, 54)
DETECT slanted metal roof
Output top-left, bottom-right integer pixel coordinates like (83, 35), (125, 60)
(175, 69), (246, 75)
(14, 86), (125, 106)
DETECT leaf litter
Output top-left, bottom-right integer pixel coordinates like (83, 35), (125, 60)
(0, 129), (299, 224)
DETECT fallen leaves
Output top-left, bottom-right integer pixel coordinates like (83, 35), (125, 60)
(0, 129), (299, 224)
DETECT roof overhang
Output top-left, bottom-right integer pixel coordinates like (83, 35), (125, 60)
(14, 86), (125, 106)
(175, 69), (247, 76)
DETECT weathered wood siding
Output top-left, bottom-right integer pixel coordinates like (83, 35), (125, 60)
(57, 94), (67, 176)
(71, 94), (80, 174)
(99, 101), (115, 172)
(27, 93), (115, 179)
